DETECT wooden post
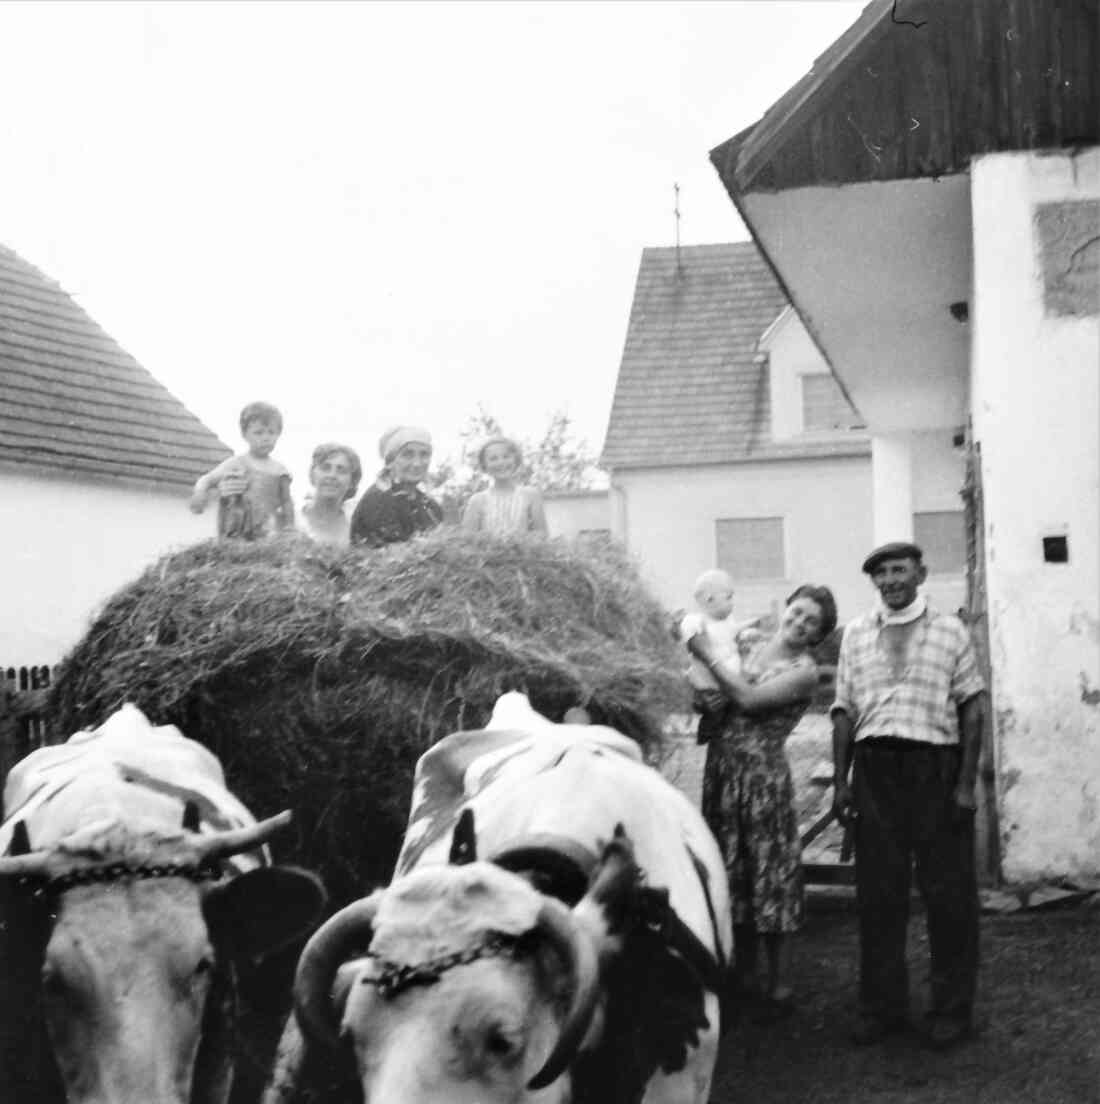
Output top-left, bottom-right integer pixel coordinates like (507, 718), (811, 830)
(962, 435), (1000, 886)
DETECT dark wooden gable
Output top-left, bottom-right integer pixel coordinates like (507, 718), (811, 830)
(712, 0), (1100, 195)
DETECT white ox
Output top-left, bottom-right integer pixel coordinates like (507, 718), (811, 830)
(0, 705), (326, 1104)
(279, 693), (732, 1104)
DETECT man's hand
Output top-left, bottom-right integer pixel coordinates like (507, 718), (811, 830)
(952, 780), (978, 825)
(832, 779), (857, 827)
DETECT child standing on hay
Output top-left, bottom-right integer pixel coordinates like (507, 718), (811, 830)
(461, 435), (548, 537)
(190, 401), (294, 540)
(679, 569), (761, 745)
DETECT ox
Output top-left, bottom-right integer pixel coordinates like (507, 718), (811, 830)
(0, 705), (326, 1104)
(276, 693), (732, 1104)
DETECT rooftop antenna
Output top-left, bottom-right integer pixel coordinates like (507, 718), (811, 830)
(674, 182), (683, 273)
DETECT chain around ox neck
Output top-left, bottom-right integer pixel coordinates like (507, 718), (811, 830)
(18, 862), (226, 898)
(363, 933), (525, 999)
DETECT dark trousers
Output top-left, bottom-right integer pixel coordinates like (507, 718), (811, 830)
(853, 739), (979, 1024)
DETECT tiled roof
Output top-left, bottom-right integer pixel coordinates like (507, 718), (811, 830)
(601, 243), (868, 469)
(0, 245), (229, 489)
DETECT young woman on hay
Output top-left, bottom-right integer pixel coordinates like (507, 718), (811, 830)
(350, 425), (444, 548)
(298, 442), (363, 547)
(687, 582), (837, 1020)
(461, 434), (549, 537)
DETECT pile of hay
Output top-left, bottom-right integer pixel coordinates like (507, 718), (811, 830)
(47, 532), (687, 905)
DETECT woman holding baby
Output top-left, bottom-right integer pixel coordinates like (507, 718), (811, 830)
(687, 582), (837, 1019)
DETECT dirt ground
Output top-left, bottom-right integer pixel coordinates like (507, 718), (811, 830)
(658, 723), (1100, 1104)
(710, 903), (1100, 1104)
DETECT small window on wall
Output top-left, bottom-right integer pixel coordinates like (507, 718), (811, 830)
(716, 517), (786, 581)
(800, 374), (863, 432)
(913, 511), (966, 574)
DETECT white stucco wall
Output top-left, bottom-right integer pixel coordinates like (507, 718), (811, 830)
(542, 491), (610, 539)
(612, 458), (870, 622)
(612, 454), (965, 627)
(971, 148), (1100, 881)
(0, 467), (214, 666)
(742, 174), (973, 432)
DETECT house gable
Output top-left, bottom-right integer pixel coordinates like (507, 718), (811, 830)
(758, 306), (864, 441)
(601, 243), (868, 471)
(0, 245), (229, 489)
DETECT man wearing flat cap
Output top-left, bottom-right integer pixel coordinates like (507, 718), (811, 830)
(831, 541), (985, 1050)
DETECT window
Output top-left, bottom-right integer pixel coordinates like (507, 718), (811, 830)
(913, 511), (966, 574)
(715, 517), (786, 581)
(800, 374), (862, 432)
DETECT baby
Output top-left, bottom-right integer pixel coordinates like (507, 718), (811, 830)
(190, 401), (294, 539)
(679, 569), (760, 744)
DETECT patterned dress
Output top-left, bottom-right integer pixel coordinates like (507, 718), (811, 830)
(701, 646), (814, 933)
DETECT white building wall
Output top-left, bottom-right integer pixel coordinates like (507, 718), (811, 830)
(0, 468), (213, 666)
(542, 491), (610, 539)
(612, 458), (871, 622)
(971, 148), (1100, 881)
(613, 454), (964, 626)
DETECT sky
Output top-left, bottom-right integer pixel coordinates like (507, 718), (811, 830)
(0, 0), (864, 485)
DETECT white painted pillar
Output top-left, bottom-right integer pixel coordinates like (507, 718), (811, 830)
(870, 434), (914, 545)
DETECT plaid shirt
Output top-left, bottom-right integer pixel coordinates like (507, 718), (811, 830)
(831, 604), (985, 746)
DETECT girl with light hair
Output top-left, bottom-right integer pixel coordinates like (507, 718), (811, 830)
(349, 426), (443, 548)
(461, 435), (548, 537)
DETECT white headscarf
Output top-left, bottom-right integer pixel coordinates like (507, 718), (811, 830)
(378, 425), (432, 463)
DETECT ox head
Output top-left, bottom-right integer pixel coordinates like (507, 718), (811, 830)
(0, 808), (326, 1104)
(292, 817), (652, 1104)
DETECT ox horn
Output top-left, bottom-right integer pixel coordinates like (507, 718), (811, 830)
(195, 810), (294, 861)
(294, 897), (380, 1049)
(526, 898), (601, 1091)
(0, 819), (51, 879)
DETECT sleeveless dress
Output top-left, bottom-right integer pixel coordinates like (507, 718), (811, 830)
(700, 645), (814, 933)
(464, 485), (541, 535)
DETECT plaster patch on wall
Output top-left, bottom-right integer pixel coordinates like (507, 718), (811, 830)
(1081, 673), (1100, 707)
(1035, 200), (1100, 317)
(1069, 606), (1100, 644)
(1080, 783), (1099, 830)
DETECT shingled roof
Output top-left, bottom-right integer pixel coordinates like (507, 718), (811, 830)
(0, 245), (229, 489)
(601, 242), (868, 470)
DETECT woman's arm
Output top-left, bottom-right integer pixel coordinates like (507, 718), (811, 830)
(686, 632), (816, 712)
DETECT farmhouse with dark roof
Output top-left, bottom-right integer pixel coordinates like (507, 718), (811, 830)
(0, 243), (229, 665)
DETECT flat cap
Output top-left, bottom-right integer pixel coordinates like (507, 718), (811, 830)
(862, 541), (923, 575)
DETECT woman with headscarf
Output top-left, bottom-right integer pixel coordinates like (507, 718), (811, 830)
(349, 426), (443, 548)
(461, 435), (548, 537)
(298, 442), (363, 547)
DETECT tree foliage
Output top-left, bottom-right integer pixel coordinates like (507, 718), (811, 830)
(429, 407), (604, 519)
